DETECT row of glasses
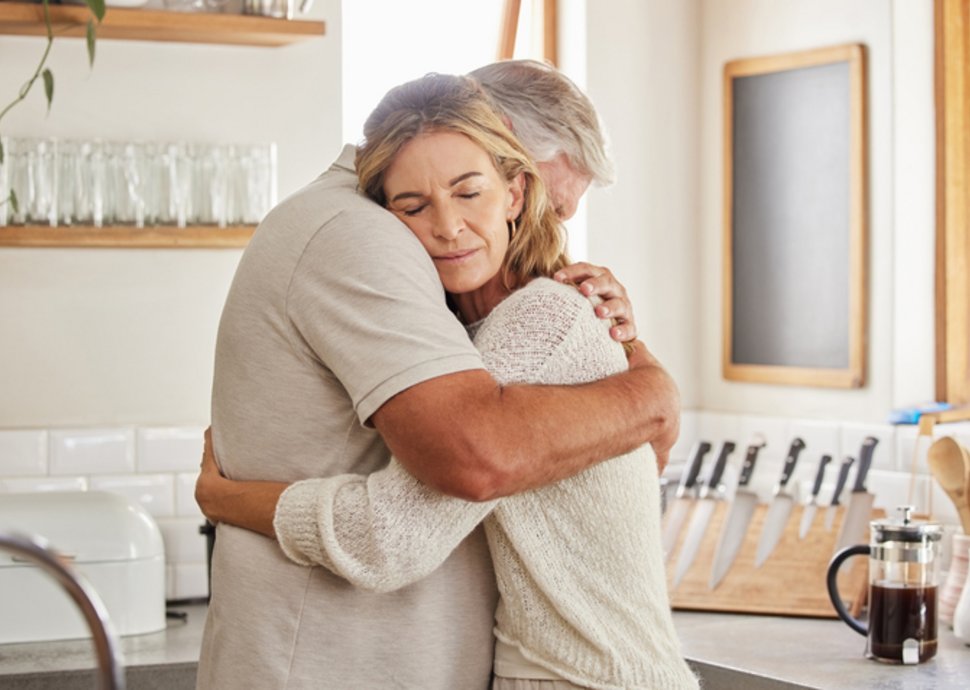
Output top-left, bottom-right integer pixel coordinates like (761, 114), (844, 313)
(0, 137), (277, 228)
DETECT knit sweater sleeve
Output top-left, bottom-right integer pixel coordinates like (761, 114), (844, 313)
(271, 279), (601, 593)
(273, 459), (495, 593)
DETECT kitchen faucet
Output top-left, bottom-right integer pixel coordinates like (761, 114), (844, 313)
(0, 531), (125, 690)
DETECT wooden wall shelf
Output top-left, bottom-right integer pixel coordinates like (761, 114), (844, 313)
(0, 2), (325, 47)
(0, 224), (255, 248)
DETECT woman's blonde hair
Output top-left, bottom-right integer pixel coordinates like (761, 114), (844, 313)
(355, 73), (569, 290)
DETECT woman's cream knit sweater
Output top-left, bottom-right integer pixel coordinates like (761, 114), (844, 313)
(273, 278), (698, 690)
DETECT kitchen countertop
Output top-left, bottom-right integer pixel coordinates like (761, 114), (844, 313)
(1, 604), (968, 689)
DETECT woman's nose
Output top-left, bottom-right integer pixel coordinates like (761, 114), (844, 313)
(431, 204), (463, 240)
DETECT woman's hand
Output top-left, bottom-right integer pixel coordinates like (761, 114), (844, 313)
(554, 262), (637, 343)
(195, 427), (227, 525)
(194, 426), (290, 539)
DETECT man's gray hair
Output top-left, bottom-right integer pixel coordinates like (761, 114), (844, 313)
(470, 59), (615, 187)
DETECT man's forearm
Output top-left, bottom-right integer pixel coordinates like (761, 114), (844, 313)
(482, 349), (678, 496)
(373, 343), (678, 502)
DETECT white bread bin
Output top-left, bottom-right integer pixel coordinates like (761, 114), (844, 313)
(0, 491), (166, 644)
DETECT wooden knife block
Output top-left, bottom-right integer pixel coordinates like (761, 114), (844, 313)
(665, 502), (884, 617)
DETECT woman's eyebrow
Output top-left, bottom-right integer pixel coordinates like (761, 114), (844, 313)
(448, 171), (483, 186)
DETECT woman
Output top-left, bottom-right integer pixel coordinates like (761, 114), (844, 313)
(197, 73), (697, 690)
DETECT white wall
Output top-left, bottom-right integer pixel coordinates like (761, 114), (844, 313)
(586, 0), (935, 422)
(0, 0), (343, 427)
(585, 0), (702, 408)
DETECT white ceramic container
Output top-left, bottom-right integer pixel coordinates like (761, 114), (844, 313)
(0, 491), (166, 643)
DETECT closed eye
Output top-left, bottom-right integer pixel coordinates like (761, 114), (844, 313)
(400, 204), (427, 217)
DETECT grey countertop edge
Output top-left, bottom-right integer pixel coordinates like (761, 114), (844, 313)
(2, 605), (969, 689)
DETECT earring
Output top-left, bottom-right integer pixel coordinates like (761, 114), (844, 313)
(508, 219), (517, 239)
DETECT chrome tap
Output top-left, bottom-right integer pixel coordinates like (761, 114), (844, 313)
(0, 531), (125, 690)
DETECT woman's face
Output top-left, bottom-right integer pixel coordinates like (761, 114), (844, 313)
(383, 130), (524, 296)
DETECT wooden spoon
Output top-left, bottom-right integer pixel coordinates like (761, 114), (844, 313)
(927, 436), (970, 534)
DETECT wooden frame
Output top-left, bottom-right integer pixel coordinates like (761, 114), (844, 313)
(497, 0), (557, 66)
(722, 44), (868, 388)
(935, 0), (970, 404)
(0, 225), (255, 249)
(0, 2), (325, 47)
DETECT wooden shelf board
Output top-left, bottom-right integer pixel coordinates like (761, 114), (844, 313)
(0, 2), (325, 47)
(0, 224), (255, 248)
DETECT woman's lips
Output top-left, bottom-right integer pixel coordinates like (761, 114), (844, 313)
(434, 248), (479, 264)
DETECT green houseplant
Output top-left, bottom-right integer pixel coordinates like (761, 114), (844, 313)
(0, 0), (106, 212)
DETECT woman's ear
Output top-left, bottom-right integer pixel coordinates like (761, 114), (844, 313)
(507, 172), (526, 220)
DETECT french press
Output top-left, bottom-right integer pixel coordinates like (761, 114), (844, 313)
(827, 506), (943, 664)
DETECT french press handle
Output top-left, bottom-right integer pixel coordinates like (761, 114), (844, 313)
(826, 544), (869, 636)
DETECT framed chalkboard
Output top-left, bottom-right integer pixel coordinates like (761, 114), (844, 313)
(722, 44), (867, 388)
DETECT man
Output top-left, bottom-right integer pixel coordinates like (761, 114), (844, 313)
(196, 61), (678, 690)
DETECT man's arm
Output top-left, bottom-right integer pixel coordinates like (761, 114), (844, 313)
(371, 339), (678, 502)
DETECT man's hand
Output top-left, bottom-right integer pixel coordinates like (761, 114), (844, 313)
(625, 340), (679, 475)
(554, 262), (636, 343)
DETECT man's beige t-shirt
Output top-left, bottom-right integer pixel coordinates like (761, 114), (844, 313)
(197, 146), (499, 690)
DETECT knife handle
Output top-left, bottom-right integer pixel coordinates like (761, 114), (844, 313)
(831, 456), (855, 505)
(777, 437), (806, 489)
(853, 436), (879, 492)
(702, 441), (736, 496)
(738, 441), (764, 487)
(811, 455), (832, 497)
(679, 441), (712, 495)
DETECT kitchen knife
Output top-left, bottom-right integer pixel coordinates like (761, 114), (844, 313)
(834, 436), (879, 551)
(824, 456), (855, 531)
(709, 438), (766, 589)
(798, 454), (832, 539)
(661, 441), (713, 560)
(754, 437), (807, 567)
(672, 440), (736, 587)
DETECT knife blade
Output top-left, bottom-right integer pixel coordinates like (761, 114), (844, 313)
(661, 441), (712, 560)
(834, 436), (879, 551)
(709, 438), (766, 589)
(754, 437), (807, 567)
(824, 455), (855, 531)
(798, 454), (833, 539)
(672, 440), (736, 587)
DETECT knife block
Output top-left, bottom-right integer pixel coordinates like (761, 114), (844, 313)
(665, 501), (884, 617)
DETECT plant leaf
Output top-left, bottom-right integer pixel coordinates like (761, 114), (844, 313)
(0, 139), (4, 166)
(42, 69), (54, 112)
(87, 20), (97, 67)
(10, 189), (19, 215)
(83, 0), (107, 22)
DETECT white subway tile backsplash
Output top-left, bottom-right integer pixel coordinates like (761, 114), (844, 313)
(175, 472), (204, 518)
(50, 428), (135, 475)
(173, 562), (209, 600)
(137, 427), (205, 473)
(867, 469), (930, 514)
(695, 411), (744, 449)
(789, 419), (841, 461)
(738, 415), (791, 459)
(0, 476), (88, 493)
(157, 517), (208, 564)
(89, 474), (175, 518)
(670, 410), (698, 463)
(894, 425), (926, 475)
(165, 565), (177, 601)
(840, 423), (896, 472)
(928, 481), (963, 527)
(0, 430), (48, 476)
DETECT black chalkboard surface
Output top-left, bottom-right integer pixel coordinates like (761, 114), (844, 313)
(722, 44), (867, 388)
